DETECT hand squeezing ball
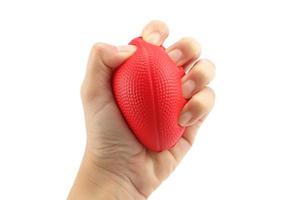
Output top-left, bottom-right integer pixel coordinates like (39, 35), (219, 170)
(113, 37), (187, 151)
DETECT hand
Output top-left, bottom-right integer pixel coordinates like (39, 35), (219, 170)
(68, 20), (215, 200)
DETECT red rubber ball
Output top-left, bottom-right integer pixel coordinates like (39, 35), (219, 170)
(113, 37), (187, 152)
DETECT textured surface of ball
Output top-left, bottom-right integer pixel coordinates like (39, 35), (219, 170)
(113, 37), (186, 151)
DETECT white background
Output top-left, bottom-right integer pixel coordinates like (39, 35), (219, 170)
(0, 0), (299, 199)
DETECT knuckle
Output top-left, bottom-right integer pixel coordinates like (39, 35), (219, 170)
(205, 87), (216, 99)
(91, 42), (105, 54)
(180, 37), (201, 52)
(192, 60), (216, 82)
(201, 59), (216, 69)
(190, 95), (206, 113)
(191, 62), (204, 75)
(180, 37), (201, 48)
(204, 87), (216, 109)
(190, 87), (215, 113)
(149, 20), (169, 31)
(180, 36), (196, 43)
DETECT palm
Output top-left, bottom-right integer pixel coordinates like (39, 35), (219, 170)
(85, 96), (200, 196)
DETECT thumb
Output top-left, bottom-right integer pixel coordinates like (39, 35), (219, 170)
(81, 43), (136, 102)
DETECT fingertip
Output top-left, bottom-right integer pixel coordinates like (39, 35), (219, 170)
(115, 44), (137, 63)
(90, 43), (136, 70)
(141, 20), (169, 46)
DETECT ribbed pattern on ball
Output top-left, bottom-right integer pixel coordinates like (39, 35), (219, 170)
(113, 37), (186, 151)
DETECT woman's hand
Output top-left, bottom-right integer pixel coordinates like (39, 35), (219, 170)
(68, 20), (215, 200)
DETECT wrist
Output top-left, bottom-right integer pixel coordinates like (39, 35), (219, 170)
(68, 151), (146, 200)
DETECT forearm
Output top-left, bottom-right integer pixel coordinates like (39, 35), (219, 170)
(67, 152), (145, 200)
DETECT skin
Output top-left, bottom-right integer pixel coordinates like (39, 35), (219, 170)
(67, 20), (216, 200)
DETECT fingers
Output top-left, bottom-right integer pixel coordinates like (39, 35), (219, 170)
(178, 87), (215, 127)
(182, 59), (216, 99)
(166, 37), (201, 67)
(81, 43), (136, 102)
(141, 20), (169, 46)
(142, 22), (201, 70)
(169, 61), (215, 161)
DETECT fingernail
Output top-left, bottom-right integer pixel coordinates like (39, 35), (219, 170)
(168, 49), (183, 63)
(117, 45), (136, 53)
(144, 32), (161, 45)
(182, 79), (196, 98)
(179, 111), (193, 127)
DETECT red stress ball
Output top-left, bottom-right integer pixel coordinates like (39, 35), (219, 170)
(113, 37), (187, 152)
